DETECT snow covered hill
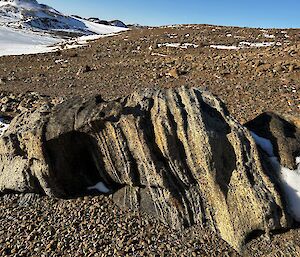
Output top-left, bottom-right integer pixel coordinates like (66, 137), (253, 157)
(0, 0), (128, 56)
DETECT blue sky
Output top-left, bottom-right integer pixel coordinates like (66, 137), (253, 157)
(41, 0), (300, 28)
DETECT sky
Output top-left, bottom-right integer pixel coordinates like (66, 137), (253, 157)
(41, 0), (300, 28)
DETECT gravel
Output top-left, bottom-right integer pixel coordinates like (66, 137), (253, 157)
(0, 194), (238, 256)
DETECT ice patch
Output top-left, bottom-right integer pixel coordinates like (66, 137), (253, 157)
(251, 131), (300, 221)
(87, 181), (110, 194)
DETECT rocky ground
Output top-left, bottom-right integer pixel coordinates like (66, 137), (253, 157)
(0, 194), (239, 257)
(0, 24), (299, 123)
(0, 24), (299, 256)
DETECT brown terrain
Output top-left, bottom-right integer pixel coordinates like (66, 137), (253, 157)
(0, 24), (299, 256)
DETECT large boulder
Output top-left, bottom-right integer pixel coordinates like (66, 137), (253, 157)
(0, 87), (292, 250)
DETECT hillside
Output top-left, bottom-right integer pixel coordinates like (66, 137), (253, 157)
(0, 24), (298, 123)
(0, 0), (127, 56)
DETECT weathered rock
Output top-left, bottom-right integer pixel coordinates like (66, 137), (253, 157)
(245, 112), (300, 170)
(0, 87), (292, 250)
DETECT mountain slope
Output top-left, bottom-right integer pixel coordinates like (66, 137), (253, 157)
(0, 0), (128, 56)
(0, 26), (60, 56)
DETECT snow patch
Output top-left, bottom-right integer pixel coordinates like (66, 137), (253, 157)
(0, 26), (60, 56)
(87, 182), (110, 194)
(158, 42), (199, 49)
(210, 41), (277, 50)
(74, 17), (128, 35)
(250, 132), (274, 156)
(210, 45), (239, 50)
(280, 164), (300, 221)
(55, 33), (117, 50)
(0, 116), (9, 136)
(239, 41), (275, 48)
(151, 52), (167, 57)
(250, 131), (300, 221)
(263, 33), (275, 39)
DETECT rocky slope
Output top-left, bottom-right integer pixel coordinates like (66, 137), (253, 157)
(1, 86), (299, 251)
(0, 24), (298, 122)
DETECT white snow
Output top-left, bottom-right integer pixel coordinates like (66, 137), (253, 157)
(0, 26), (60, 56)
(55, 33), (117, 50)
(210, 45), (239, 50)
(210, 41), (277, 50)
(0, 0), (128, 56)
(74, 17), (127, 35)
(87, 181), (110, 194)
(251, 131), (300, 221)
(250, 132), (274, 156)
(279, 164), (300, 221)
(263, 33), (275, 39)
(0, 116), (9, 136)
(151, 52), (167, 57)
(0, 22), (126, 56)
(158, 42), (199, 49)
(0, 0), (40, 8)
(239, 41), (275, 48)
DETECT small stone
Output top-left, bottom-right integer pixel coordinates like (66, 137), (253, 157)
(166, 68), (179, 78)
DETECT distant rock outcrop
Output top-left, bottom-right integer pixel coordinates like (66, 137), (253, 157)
(0, 87), (294, 250)
(86, 17), (128, 28)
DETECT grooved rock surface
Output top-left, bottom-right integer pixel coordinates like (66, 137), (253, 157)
(0, 87), (292, 250)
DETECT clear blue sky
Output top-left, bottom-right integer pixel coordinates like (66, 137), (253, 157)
(41, 0), (300, 28)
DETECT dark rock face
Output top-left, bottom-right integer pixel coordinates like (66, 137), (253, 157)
(245, 112), (300, 170)
(0, 87), (292, 250)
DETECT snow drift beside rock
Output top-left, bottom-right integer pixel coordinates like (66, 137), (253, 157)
(250, 131), (300, 221)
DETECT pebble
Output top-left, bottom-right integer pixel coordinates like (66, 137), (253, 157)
(0, 194), (239, 256)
